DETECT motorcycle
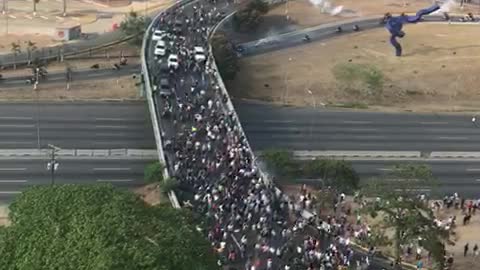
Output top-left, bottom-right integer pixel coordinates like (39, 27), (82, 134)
(302, 35), (311, 42)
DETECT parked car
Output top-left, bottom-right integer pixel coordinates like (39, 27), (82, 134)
(158, 77), (172, 97)
(154, 40), (167, 56)
(193, 46), (206, 62)
(168, 54), (179, 69)
(173, 19), (183, 34)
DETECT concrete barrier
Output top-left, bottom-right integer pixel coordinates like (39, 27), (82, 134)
(430, 152), (480, 158)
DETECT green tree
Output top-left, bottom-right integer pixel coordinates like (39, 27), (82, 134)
(159, 177), (179, 194)
(232, 0), (269, 32)
(362, 163), (451, 267)
(0, 185), (218, 270)
(304, 159), (359, 192)
(144, 162), (165, 183)
(261, 149), (298, 177)
(10, 42), (21, 70)
(211, 32), (238, 81)
(120, 11), (152, 47)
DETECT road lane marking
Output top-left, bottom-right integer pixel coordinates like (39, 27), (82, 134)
(377, 168), (393, 171)
(0, 116), (33, 120)
(0, 141), (34, 144)
(342, 121), (372, 124)
(0, 191), (21, 194)
(0, 124), (34, 128)
(0, 180), (27, 183)
(95, 125), (128, 129)
(437, 136), (468, 140)
(95, 133), (128, 137)
(93, 168), (131, 171)
(354, 135), (385, 139)
(97, 179), (133, 182)
(96, 118), (133, 121)
(8, 15), (16, 19)
(420, 122), (449, 125)
(40, 16), (48, 20)
(349, 128), (378, 132)
(0, 168), (26, 171)
(468, 168), (480, 172)
(262, 120), (295, 123)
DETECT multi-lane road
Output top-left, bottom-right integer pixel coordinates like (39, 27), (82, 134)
(0, 102), (156, 202)
(0, 159), (154, 202)
(235, 100), (478, 151)
(0, 102), (155, 149)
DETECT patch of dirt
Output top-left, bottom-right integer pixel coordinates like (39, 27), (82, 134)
(134, 183), (166, 206)
(0, 34), (59, 55)
(0, 75), (141, 101)
(230, 23), (480, 113)
(0, 205), (10, 227)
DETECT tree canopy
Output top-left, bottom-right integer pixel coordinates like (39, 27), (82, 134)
(0, 185), (218, 270)
(232, 0), (269, 32)
(120, 11), (152, 47)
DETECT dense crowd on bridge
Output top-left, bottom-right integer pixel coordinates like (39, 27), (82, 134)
(148, 1), (384, 269)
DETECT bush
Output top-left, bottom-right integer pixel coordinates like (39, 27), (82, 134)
(144, 162), (165, 183)
(160, 177), (179, 194)
(211, 32), (239, 80)
(232, 0), (269, 32)
(261, 149), (299, 177)
(120, 11), (152, 47)
(332, 63), (384, 96)
(303, 159), (359, 192)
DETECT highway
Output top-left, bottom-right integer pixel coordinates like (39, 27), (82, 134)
(0, 102), (155, 149)
(0, 64), (140, 88)
(235, 100), (478, 152)
(0, 158), (154, 202)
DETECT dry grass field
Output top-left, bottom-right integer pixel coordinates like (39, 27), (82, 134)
(230, 23), (480, 112)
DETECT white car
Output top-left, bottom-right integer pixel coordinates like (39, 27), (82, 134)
(154, 40), (167, 56)
(168, 54), (179, 69)
(194, 46), (206, 62)
(152, 30), (166, 41)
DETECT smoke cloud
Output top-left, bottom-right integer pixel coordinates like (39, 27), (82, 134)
(309, 0), (344, 16)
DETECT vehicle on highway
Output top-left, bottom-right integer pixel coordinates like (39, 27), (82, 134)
(173, 19), (183, 34)
(157, 77), (172, 98)
(193, 46), (206, 62)
(167, 54), (179, 70)
(152, 30), (166, 41)
(154, 40), (167, 56)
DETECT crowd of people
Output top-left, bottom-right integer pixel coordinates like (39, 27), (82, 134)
(147, 0), (383, 269)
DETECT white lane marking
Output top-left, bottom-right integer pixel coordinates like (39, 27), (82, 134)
(97, 179), (133, 182)
(95, 133), (127, 137)
(437, 136), (468, 140)
(377, 168), (393, 171)
(349, 128), (378, 131)
(0, 191), (21, 194)
(95, 125), (128, 129)
(55, 16), (64, 20)
(96, 118), (133, 121)
(40, 16), (48, 20)
(8, 15), (16, 19)
(24, 15), (33, 20)
(0, 124), (34, 128)
(93, 168), (131, 171)
(0, 132), (34, 136)
(342, 120), (372, 124)
(262, 120), (295, 123)
(0, 180), (27, 183)
(420, 122), (449, 125)
(395, 188), (431, 192)
(476, 179), (480, 182)
(467, 168), (480, 172)
(0, 116), (33, 120)
(0, 141), (33, 144)
(0, 168), (26, 171)
(354, 135), (385, 139)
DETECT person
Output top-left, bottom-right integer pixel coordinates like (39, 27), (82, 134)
(304, 34), (311, 41)
(464, 243), (469, 256)
(474, 244), (479, 256)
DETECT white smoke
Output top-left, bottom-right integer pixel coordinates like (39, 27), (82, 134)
(433, 0), (458, 14)
(309, 0), (344, 16)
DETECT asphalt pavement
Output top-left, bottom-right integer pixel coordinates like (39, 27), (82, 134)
(235, 100), (479, 152)
(0, 64), (140, 88)
(0, 158), (154, 202)
(0, 102), (155, 149)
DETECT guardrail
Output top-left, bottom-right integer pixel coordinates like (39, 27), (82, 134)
(141, 0), (198, 209)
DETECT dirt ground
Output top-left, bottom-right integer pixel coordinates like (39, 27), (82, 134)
(0, 205), (9, 227)
(134, 184), (167, 206)
(231, 23), (480, 112)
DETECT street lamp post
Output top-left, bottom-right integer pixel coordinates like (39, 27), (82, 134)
(47, 144), (60, 185)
